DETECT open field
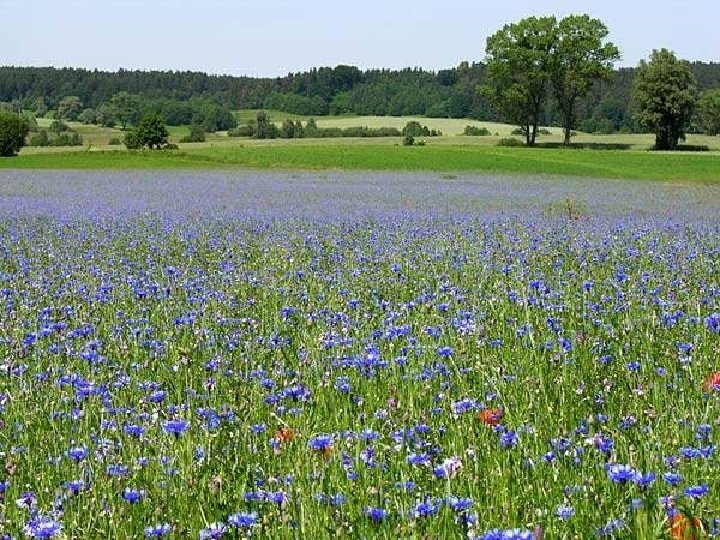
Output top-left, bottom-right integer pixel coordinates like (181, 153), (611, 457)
(3, 143), (720, 183)
(0, 170), (718, 538)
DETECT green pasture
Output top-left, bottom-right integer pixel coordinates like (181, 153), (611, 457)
(3, 143), (720, 183)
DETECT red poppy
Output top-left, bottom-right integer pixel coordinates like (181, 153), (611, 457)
(274, 427), (294, 444)
(477, 408), (504, 426)
(670, 513), (706, 540)
(703, 371), (720, 391)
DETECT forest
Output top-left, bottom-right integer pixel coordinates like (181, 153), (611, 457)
(1, 62), (719, 133)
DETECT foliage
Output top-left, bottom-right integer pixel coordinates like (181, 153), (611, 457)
(49, 120), (69, 134)
(254, 111), (279, 139)
(697, 89), (720, 135)
(78, 108), (97, 125)
(0, 111), (29, 156)
(57, 95), (83, 121)
(123, 129), (141, 150)
(108, 137), (122, 145)
(402, 134), (415, 146)
(633, 49), (698, 150)
(179, 124), (206, 143)
(482, 16), (558, 145)
(463, 125), (491, 136)
(402, 121), (440, 137)
(130, 113), (170, 149)
(549, 15), (620, 145)
(228, 124), (256, 137)
(497, 137), (524, 147)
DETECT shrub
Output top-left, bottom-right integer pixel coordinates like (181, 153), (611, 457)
(123, 130), (142, 150)
(402, 135), (415, 146)
(0, 112), (30, 156)
(164, 143), (179, 150)
(463, 125), (491, 136)
(228, 125), (256, 137)
(29, 130), (50, 146)
(108, 137), (122, 146)
(180, 125), (206, 143)
(497, 137), (524, 147)
(402, 121), (440, 137)
(49, 120), (69, 134)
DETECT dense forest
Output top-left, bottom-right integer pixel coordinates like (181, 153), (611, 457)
(1, 62), (719, 132)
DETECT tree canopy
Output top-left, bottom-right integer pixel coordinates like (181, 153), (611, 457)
(633, 49), (698, 150)
(0, 112), (30, 156)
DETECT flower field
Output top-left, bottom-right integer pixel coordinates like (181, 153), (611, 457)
(0, 171), (718, 539)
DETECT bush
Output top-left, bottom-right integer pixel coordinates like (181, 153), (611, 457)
(29, 130), (50, 146)
(497, 137), (524, 147)
(52, 132), (83, 146)
(108, 137), (121, 146)
(49, 120), (69, 134)
(180, 125), (206, 143)
(402, 121), (440, 137)
(0, 112), (30, 156)
(164, 143), (179, 150)
(463, 125), (491, 136)
(402, 135), (415, 146)
(124, 130), (142, 150)
(228, 125), (256, 137)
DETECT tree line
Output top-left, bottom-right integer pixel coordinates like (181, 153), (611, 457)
(1, 59), (719, 136)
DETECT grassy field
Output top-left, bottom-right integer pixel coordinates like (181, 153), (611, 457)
(1, 172), (719, 538)
(2, 143), (720, 183)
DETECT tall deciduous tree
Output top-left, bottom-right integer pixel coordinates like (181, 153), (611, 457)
(482, 16), (557, 145)
(697, 89), (720, 136)
(109, 92), (140, 129)
(550, 15), (620, 145)
(633, 49), (697, 150)
(127, 113), (168, 149)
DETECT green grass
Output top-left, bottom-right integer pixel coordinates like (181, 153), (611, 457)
(2, 144), (720, 182)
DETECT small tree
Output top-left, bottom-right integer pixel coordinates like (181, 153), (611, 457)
(697, 89), (720, 136)
(255, 111), (278, 139)
(633, 49), (697, 150)
(132, 113), (169, 149)
(0, 112), (30, 156)
(57, 96), (83, 121)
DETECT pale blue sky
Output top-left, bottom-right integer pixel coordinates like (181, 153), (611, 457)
(2, 0), (718, 76)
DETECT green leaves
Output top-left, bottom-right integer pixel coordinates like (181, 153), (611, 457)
(632, 49), (698, 150)
(0, 111), (30, 156)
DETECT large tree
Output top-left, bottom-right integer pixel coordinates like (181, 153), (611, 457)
(0, 112), (29, 156)
(550, 15), (620, 145)
(482, 16), (558, 145)
(633, 49), (697, 150)
(697, 89), (720, 136)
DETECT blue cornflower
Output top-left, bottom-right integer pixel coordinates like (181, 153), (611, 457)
(684, 484), (709, 499)
(663, 472), (682, 486)
(500, 431), (518, 449)
(162, 419), (189, 436)
(447, 496), (473, 512)
(633, 471), (655, 488)
(597, 519), (625, 537)
(365, 507), (388, 522)
(22, 516), (62, 538)
(606, 464), (637, 483)
(413, 499), (440, 518)
(67, 446), (88, 462)
(227, 512), (257, 528)
(706, 312), (720, 333)
(477, 529), (534, 540)
(144, 523), (171, 537)
(436, 346), (453, 357)
(124, 424), (145, 437)
(121, 488), (145, 504)
(198, 523), (226, 539)
(308, 434), (334, 453)
(555, 504), (575, 520)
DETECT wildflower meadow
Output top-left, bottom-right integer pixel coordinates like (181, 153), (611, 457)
(0, 171), (718, 539)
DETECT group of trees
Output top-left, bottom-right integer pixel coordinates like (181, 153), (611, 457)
(229, 112), (437, 141)
(482, 14), (620, 145)
(2, 59), (719, 138)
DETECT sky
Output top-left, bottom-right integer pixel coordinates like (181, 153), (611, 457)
(2, 0), (718, 77)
